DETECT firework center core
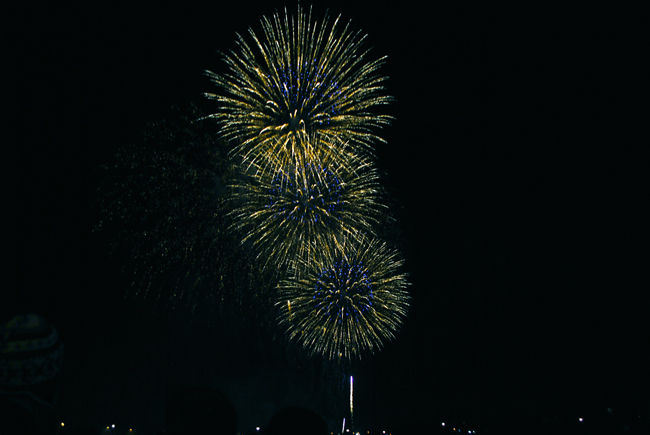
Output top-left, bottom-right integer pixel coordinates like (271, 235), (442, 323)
(314, 261), (374, 319)
(288, 109), (304, 133)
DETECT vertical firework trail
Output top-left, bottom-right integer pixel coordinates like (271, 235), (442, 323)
(350, 375), (354, 431)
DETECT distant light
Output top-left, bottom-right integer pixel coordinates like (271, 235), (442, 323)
(256, 427), (260, 431)
(442, 422), (445, 426)
(61, 422), (65, 427)
(112, 425), (116, 428)
(579, 418), (583, 422)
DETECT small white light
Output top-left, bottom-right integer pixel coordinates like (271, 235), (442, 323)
(112, 425), (115, 428)
(579, 418), (583, 422)
(256, 428), (260, 431)
(442, 422), (445, 426)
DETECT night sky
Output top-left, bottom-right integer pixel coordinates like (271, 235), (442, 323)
(6, 1), (646, 434)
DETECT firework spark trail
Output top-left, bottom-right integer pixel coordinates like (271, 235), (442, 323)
(275, 233), (410, 361)
(204, 5), (393, 178)
(350, 375), (354, 431)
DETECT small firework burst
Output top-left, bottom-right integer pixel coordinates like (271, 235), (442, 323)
(276, 234), (410, 361)
(229, 149), (385, 270)
(204, 5), (392, 176)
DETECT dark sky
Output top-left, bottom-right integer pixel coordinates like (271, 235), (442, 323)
(6, 1), (645, 433)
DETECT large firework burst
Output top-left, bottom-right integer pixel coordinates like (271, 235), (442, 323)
(275, 234), (410, 361)
(204, 5), (393, 176)
(229, 149), (386, 270)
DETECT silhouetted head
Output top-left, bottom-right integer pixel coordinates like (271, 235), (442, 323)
(165, 386), (237, 435)
(267, 406), (328, 435)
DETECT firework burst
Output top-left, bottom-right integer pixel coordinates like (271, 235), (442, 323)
(229, 148), (386, 270)
(204, 5), (393, 176)
(275, 233), (410, 361)
(95, 105), (276, 317)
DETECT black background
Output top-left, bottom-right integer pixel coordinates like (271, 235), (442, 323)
(5, 1), (645, 433)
